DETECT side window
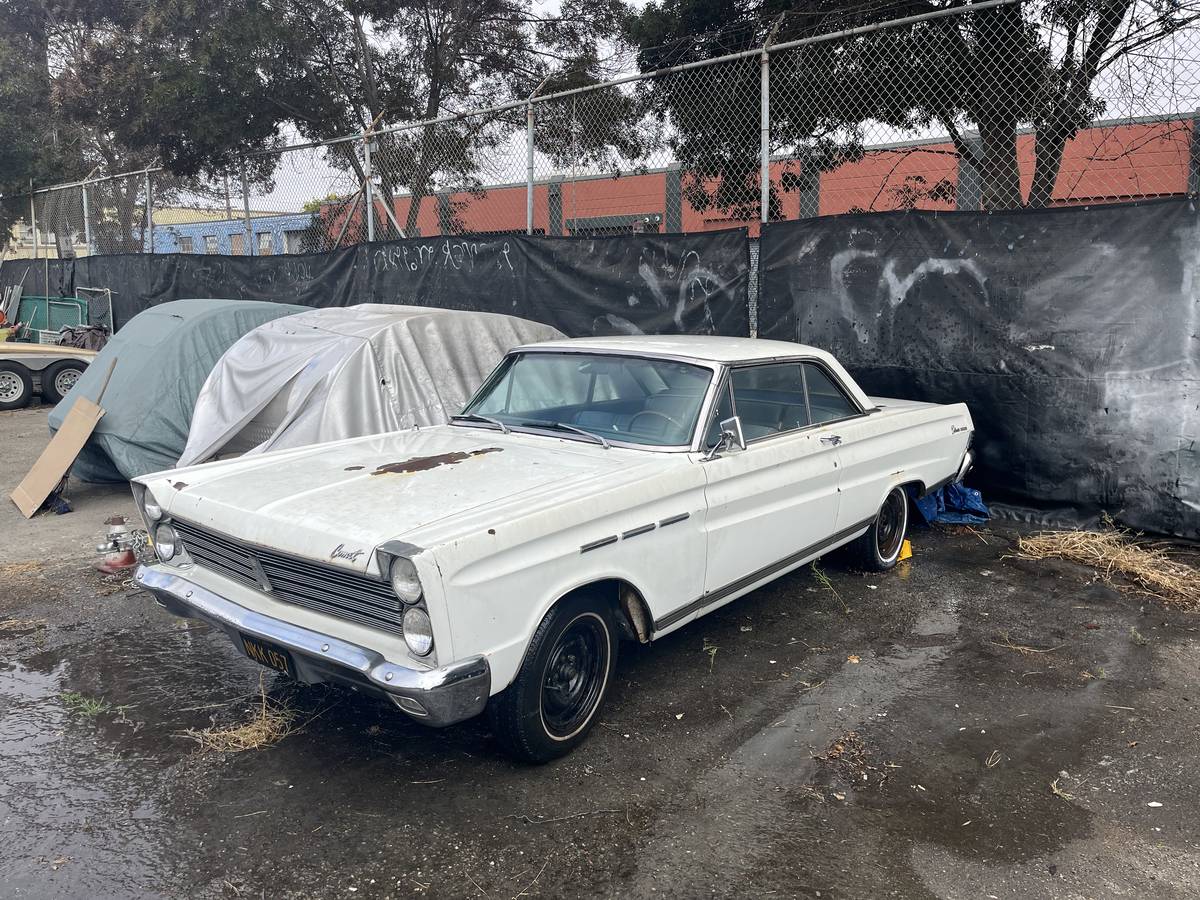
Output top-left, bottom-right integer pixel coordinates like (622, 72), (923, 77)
(803, 363), (858, 424)
(731, 364), (809, 439)
(705, 382), (735, 447)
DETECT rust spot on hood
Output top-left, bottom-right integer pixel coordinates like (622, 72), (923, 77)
(371, 447), (502, 476)
(171, 481), (188, 491)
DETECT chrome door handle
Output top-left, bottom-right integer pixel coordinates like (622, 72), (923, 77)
(820, 435), (842, 446)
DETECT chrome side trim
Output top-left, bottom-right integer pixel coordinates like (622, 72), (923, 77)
(652, 516), (875, 632)
(621, 523), (656, 539)
(580, 535), (618, 553)
(658, 512), (691, 527)
(135, 566), (490, 728)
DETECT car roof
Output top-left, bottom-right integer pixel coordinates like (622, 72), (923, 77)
(514, 334), (836, 365)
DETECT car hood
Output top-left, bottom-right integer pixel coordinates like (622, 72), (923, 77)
(143, 425), (663, 574)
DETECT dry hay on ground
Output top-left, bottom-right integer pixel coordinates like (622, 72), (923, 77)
(182, 677), (299, 753)
(1015, 527), (1199, 609)
(0, 561), (44, 578)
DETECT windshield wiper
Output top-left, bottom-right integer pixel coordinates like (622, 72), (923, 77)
(518, 419), (610, 449)
(450, 413), (511, 434)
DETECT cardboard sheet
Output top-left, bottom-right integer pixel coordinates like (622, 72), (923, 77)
(10, 397), (106, 517)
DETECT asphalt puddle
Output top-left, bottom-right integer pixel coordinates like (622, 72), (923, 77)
(0, 623), (261, 897)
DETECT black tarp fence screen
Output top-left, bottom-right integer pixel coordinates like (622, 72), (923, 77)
(0, 229), (751, 339)
(4, 206), (1197, 538)
(758, 197), (1199, 539)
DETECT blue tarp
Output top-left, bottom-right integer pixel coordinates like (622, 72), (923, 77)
(910, 482), (990, 526)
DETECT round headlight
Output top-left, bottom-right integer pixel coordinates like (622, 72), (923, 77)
(143, 489), (163, 523)
(403, 607), (434, 657)
(390, 557), (423, 604)
(155, 524), (179, 561)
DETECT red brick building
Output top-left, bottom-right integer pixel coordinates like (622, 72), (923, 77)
(334, 115), (1196, 240)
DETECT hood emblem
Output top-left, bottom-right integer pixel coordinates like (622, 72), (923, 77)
(331, 543), (366, 563)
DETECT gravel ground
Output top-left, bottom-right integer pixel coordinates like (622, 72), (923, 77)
(1, 406), (1197, 899)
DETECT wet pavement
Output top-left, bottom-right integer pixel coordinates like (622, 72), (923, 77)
(2, 525), (1198, 899)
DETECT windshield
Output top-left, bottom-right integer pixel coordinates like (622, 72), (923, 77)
(461, 352), (714, 447)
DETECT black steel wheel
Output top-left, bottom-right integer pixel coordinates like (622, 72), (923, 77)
(540, 614), (609, 740)
(851, 485), (910, 572)
(489, 592), (618, 763)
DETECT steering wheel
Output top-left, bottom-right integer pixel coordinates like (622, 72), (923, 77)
(629, 409), (684, 433)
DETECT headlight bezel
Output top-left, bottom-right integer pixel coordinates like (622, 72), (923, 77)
(390, 556), (424, 605)
(402, 607), (435, 657)
(155, 523), (179, 561)
(133, 482), (164, 526)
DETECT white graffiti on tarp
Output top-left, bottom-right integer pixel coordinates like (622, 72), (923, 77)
(597, 313), (644, 335)
(880, 258), (986, 309)
(817, 239), (987, 343)
(372, 239), (514, 274)
(631, 246), (723, 333)
(259, 258), (317, 285)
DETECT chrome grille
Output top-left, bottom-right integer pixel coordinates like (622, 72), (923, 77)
(172, 519), (404, 635)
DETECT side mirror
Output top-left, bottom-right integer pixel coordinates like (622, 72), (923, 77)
(704, 416), (747, 460)
(720, 416), (747, 451)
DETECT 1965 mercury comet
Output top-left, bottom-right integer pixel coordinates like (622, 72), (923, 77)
(133, 336), (973, 761)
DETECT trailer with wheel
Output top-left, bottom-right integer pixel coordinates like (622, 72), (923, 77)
(0, 343), (95, 410)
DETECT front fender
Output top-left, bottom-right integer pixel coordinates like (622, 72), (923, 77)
(436, 493), (708, 694)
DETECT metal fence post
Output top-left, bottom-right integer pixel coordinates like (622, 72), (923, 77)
(145, 171), (154, 253)
(760, 49), (770, 226)
(29, 189), (38, 259)
(81, 183), (92, 254)
(526, 102), (535, 235)
(363, 134), (375, 243)
(241, 160), (254, 255)
(760, 16), (784, 227)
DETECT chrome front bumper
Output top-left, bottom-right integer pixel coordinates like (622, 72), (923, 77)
(135, 565), (490, 728)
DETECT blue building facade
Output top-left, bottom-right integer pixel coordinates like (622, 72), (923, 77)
(148, 212), (317, 255)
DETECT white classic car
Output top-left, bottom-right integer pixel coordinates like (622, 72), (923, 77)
(133, 336), (973, 761)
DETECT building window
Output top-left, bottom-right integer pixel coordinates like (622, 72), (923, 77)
(230, 233), (244, 256)
(257, 232), (273, 255)
(204, 235), (219, 254)
(179, 236), (194, 253)
(284, 230), (305, 254)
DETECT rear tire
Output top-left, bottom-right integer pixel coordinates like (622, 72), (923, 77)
(489, 592), (619, 763)
(851, 486), (909, 572)
(41, 360), (88, 404)
(0, 362), (33, 411)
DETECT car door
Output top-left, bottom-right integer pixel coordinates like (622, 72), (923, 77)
(698, 361), (843, 605)
(798, 361), (887, 532)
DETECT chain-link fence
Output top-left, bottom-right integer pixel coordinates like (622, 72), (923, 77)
(13, 0), (1200, 258)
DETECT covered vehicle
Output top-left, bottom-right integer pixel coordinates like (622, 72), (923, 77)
(49, 299), (306, 482)
(177, 304), (564, 466)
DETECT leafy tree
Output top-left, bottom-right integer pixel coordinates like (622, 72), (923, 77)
(626, 1), (1200, 212)
(57, 0), (631, 238)
(0, 0), (76, 243)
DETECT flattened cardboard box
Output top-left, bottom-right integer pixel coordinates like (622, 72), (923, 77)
(9, 398), (106, 518)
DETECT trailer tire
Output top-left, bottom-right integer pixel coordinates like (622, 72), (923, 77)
(0, 362), (34, 411)
(41, 359), (88, 404)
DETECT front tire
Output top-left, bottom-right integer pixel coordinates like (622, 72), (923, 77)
(851, 485), (909, 572)
(489, 592), (618, 763)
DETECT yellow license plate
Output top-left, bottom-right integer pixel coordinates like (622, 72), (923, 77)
(240, 633), (295, 678)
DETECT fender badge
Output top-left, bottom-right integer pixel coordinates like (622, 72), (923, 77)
(331, 543), (366, 563)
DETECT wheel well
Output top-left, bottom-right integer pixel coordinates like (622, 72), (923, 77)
(558, 579), (652, 644)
